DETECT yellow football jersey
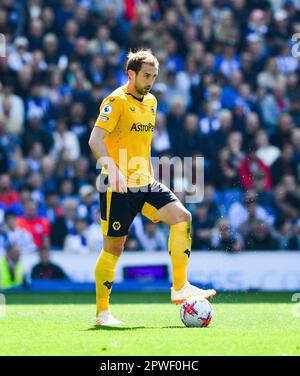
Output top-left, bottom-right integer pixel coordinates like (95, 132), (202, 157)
(95, 85), (157, 187)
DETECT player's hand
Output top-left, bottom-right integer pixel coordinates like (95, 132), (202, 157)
(107, 162), (127, 193)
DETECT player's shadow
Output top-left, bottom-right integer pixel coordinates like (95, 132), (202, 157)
(87, 325), (184, 331)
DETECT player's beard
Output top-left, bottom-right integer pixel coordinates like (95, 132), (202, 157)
(135, 80), (150, 96)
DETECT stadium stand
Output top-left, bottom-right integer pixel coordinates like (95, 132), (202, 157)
(0, 0), (299, 263)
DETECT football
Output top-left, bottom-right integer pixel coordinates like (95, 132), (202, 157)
(180, 297), (214, 328)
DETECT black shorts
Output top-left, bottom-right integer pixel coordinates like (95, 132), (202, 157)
(99, 174), (179, 236)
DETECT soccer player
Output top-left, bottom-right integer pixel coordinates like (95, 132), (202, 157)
(89, 49), (216, 326)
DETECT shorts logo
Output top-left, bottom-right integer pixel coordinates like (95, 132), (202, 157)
(102, 104), (112, 115)
(112, 221), (121, 231)
(184, 249), (191, 258)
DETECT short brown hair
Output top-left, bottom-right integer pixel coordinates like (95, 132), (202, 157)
(125, 48), (159, 74)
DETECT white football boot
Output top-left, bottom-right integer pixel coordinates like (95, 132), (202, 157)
(171, 281), (216, 304)
(95, 310), (124, 326)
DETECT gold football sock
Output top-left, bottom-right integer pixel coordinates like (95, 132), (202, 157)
(95, 249), (120, 316)
(168, 221), (192, 291)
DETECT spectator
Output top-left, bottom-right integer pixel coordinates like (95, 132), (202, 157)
(283, 191), (300, 223)
(215, 43), (240, 79)
(255, 129), (280, 167)
(137, 220), (167, 251)
(0, 115), (21, 164)
(271, 144), (298, 186)
(27, 19), (45, 52)
(199, 101), (220, 135)
(0, 174), (20, 213)
(270, 112), (294, 149)
(85, 208), (103, 253)
(73, 157), (91, 191)
(276, 43), (298, 76)
(166, 98), (186, 152)
(257, 57), (286, 90)
(8, 37), (32, 71)
(259, 82), (289, 129)
(238, 144), (272, 190)
(31, 246), (69, 280)
(211, 147), (240, 190)
(88, 25), (118, 57)
(244, 220), (279, 250)
(242, 112), (260, 150)
(191, 202), (214, 250)
(274, 218), (299, 251)
(50, 197), (77, 249)
(247, 8), (268, 38)
(221, 71), (243, 110)
(227, 131), (244, 167)
(22, 117), (53, 155)
(228, 189), (273, 232)
(63, 216), (89, 254)
(291, 128), (300, 164)
(44, 191), (63, 225)
(175, 113), (205, 157)
(286, 72), (300, 124)
(43, 33), (68, 70)
(16, 198), (50, 248)
(60, 19), (79, 57)
(0, 210), (36, 256)
(202, 185), (221, 224)
(0, 78), (24, 136)
(152, 112), (171, 156)
(77, 184), (98, 224)
(209, 110), (233, 155)
(51, 117), (80, 162)
(0, 243), (25, 290)
(25, 141), (44, 172)
(210, 218), (243, 253)
(41, 156), (58, 193)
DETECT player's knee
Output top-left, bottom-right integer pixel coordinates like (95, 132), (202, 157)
(109, 243), (124, 256)
(174, 209), (192, 224)
(103, 236), (126, 256)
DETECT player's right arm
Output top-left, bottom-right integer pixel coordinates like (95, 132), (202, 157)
(89, 96), (127, 193)
(89, 126), (127, 193)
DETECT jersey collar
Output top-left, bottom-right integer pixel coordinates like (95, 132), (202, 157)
(124, 86), (144, 102)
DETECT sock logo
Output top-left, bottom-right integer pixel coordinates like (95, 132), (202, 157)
(103, 280), (114, 290)
(184, 249), (191, 258)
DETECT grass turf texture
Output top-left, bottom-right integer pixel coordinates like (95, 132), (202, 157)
(0, 292), (299, 356)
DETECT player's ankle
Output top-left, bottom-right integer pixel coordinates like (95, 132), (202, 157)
(97, 308), (110, 315)
(172, 281), (188, 291)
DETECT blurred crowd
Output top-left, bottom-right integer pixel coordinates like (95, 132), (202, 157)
(0, 0), (300, 263)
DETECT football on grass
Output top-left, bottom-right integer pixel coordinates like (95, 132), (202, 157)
(180, 297), (214, 328)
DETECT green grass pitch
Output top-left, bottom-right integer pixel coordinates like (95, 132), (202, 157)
(0, 292), (299, 356)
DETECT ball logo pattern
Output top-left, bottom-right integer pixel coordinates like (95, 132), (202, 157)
(180, 297), (214, 328)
